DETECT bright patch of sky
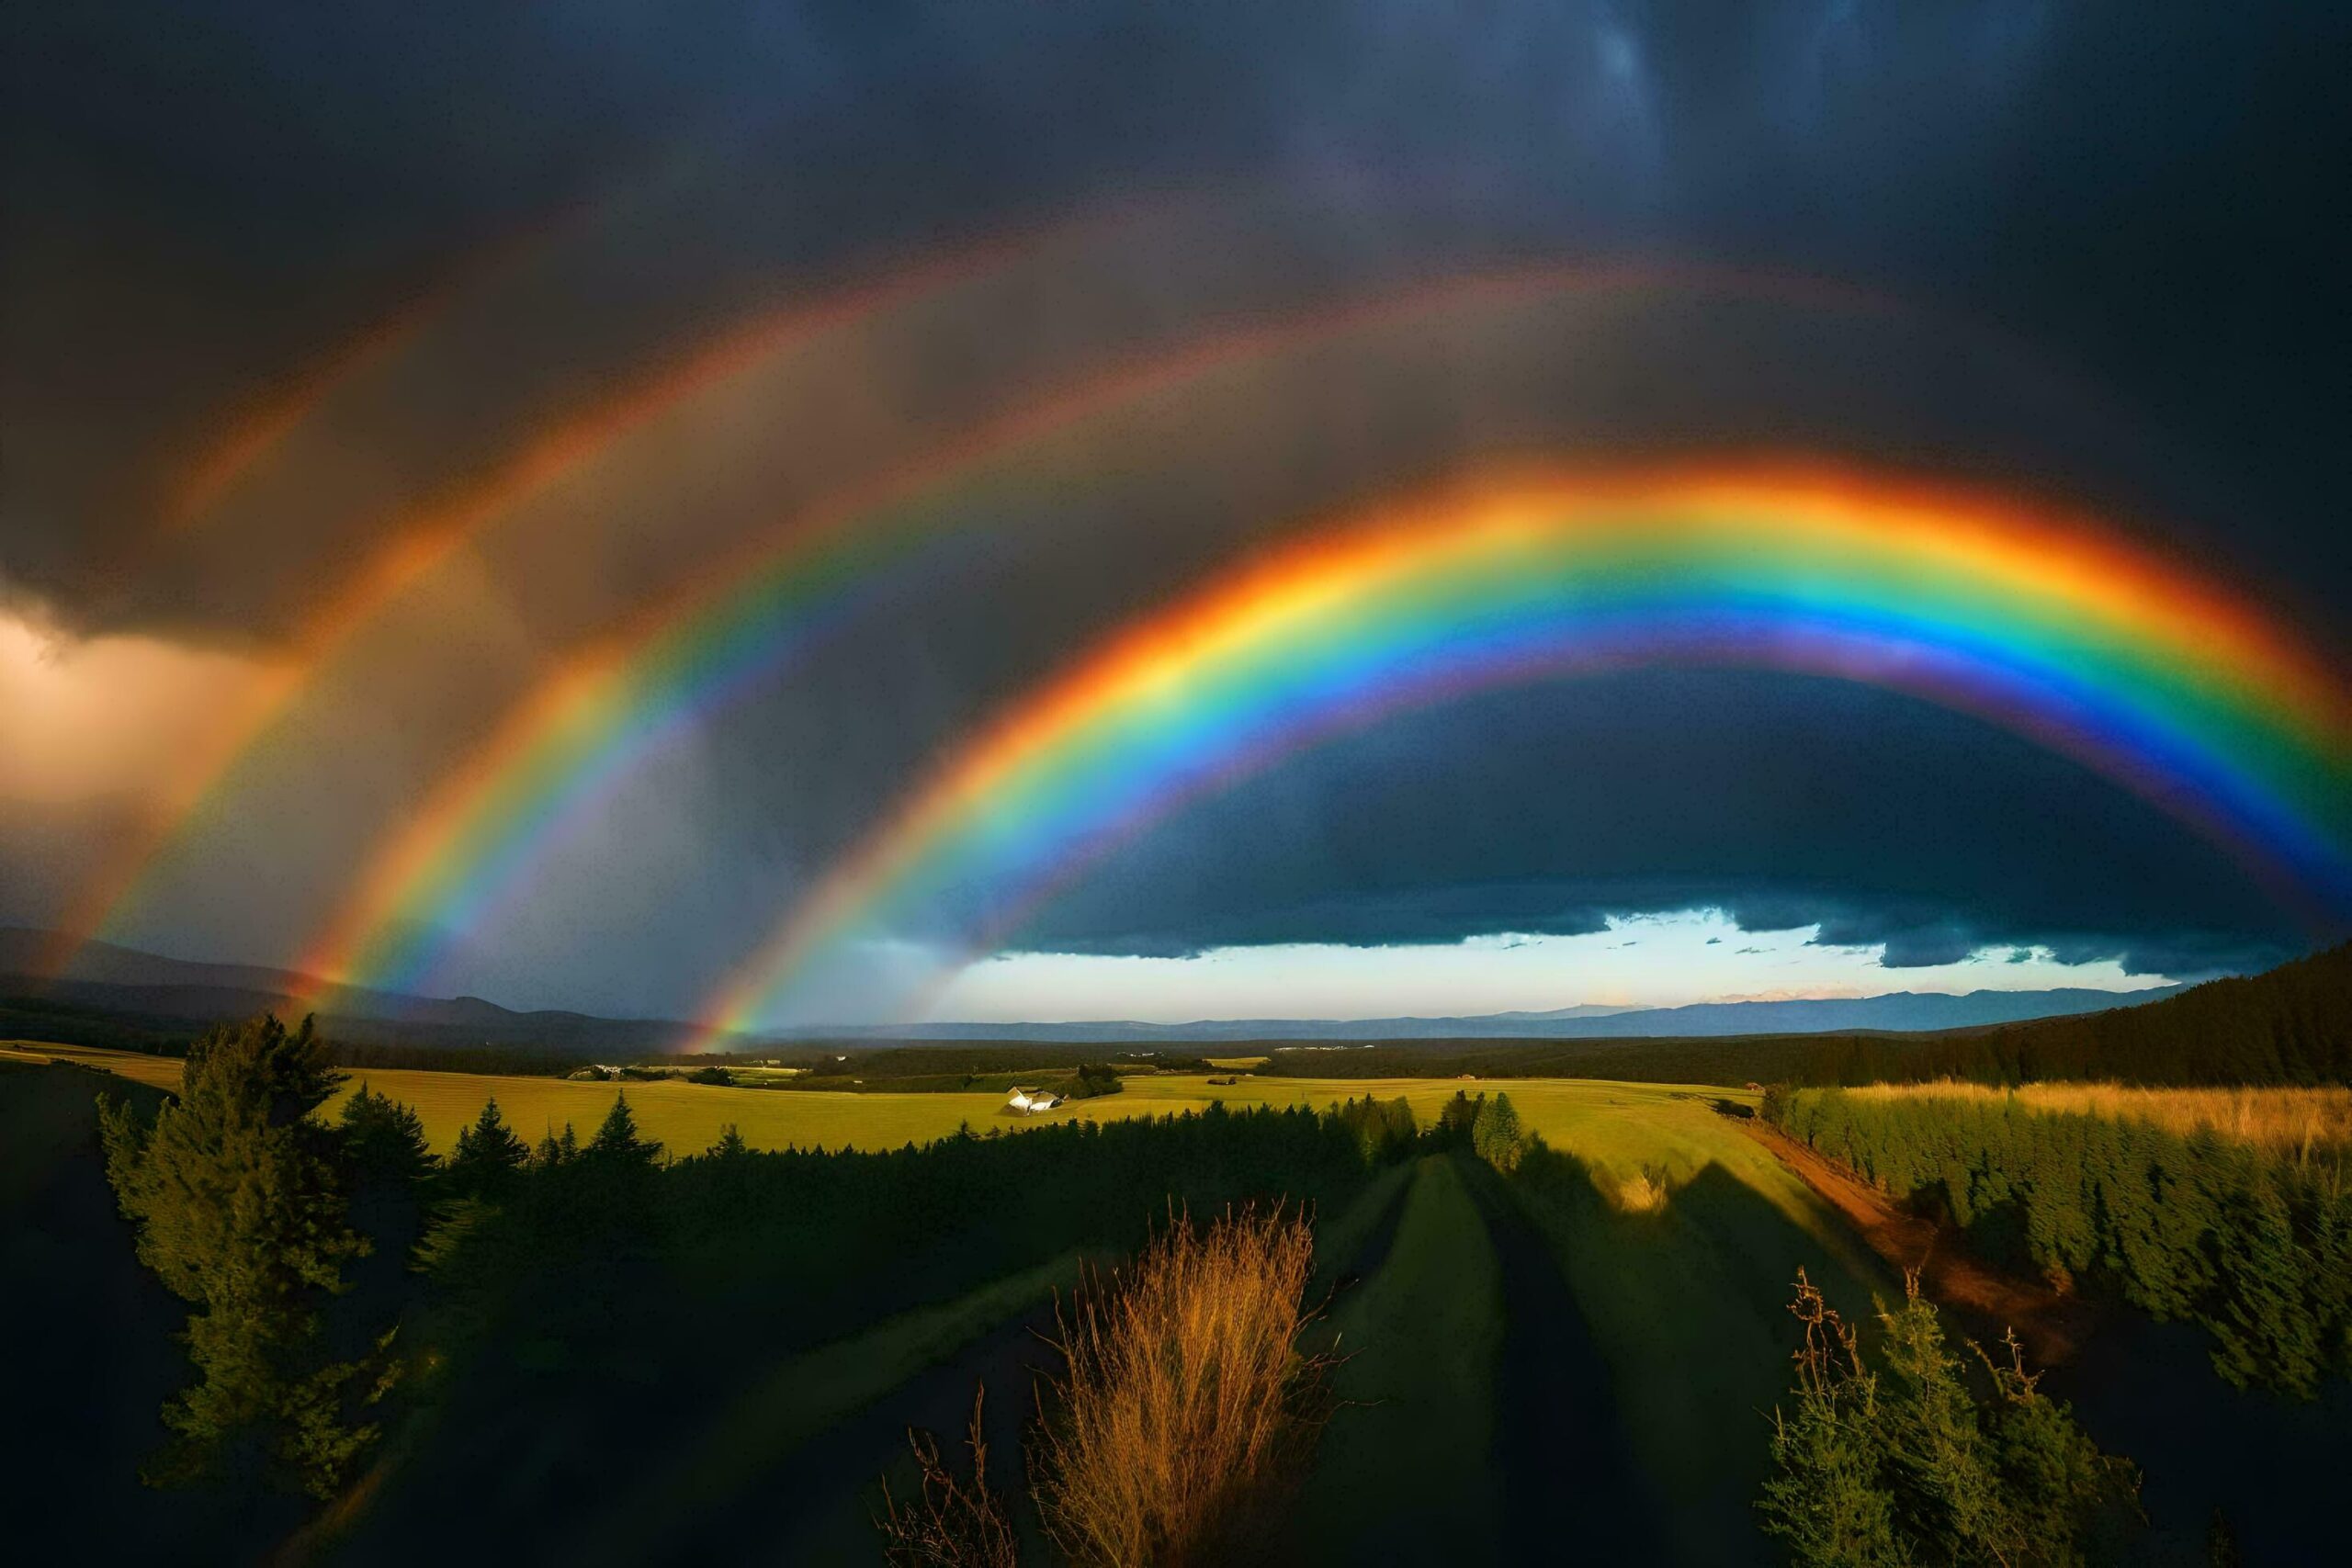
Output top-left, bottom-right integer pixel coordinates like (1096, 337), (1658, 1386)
(0, 610), (276, 806)
(919, 908), (2173, 1023)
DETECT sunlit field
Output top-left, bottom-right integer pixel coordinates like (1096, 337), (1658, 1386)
(4, 1037), (1769, 1164)
(1850, 1079), (2352, 1160)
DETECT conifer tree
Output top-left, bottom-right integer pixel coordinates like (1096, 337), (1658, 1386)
(447, 1097), (531, 1197)
(1760, 1271), (2140, 1567)
(1472, 1091), (1526, 1172)
(587, 1091), (662, 1166)
(1876, 1280), (2020, 1561)
(97, 1013), (388, 1497)
(339, 1082), (435, 1190)
(1756, 1270), (1905, 1566)
(535, 1122), (579, 1168)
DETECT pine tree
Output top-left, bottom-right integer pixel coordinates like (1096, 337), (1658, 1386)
(586, 1091), (662, 1166)
(447, 1097), (531, 1197)
(339, 1082), (435, 1190)
(707, 1123), (751, 1159)
(1876, 1280), (2020, 1562)
(1472, 1091), (1525, 1172)
(1756, 1270), (1906, 1566)
(1975, 1329), (2141, 1566)
(2209, 1168), (2324, 1394)
(97, 1013), (386, 1497)
(535, 1122), (579, 1168)
(1759, 1271), (2140, 1567)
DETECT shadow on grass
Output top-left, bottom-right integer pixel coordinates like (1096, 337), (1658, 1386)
(1460, 1155), (1666, 1564)
(1505, 1141), (1890, 1567)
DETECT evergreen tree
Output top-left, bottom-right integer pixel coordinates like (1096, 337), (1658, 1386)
(586, 1091), (663, 1166)
(1756, 1270), (1906, 1566)
(1472, 1091), (1526, 1172)
(97, 1013), (389, 1497)
(2209, 1168), (2324, 1393)
(1759, 1272), (2139, 1567)
(707, 1123), (752, 1159)
(1876, 1281), (2022, 1562)
(535, 1122), (579, 1168)
(447, 1097), (531, 1197)
(339, 1082), (435, 1190)
(1975, 1329), (2140, 1567)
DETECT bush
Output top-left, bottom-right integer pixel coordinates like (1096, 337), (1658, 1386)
(1029, 1205), (1333, 1566)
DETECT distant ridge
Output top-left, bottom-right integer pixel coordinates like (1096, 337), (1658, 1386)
(0, 927), (711, 1055)
(0, 925), (2187, 1054)
(757, 984), (2181, 1044)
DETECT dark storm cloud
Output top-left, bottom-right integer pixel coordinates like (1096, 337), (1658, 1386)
(4, 2), (2345, 1010)
(10, 2), (2346, 639)
(1001, 674), (2312, 985)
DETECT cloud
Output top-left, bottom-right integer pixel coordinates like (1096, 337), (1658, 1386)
(4, 3), (2343, 1019)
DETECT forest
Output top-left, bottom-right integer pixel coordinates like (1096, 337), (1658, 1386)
(1765, 1086), (2352, 1398)
(1256, 942), (2352, 1090)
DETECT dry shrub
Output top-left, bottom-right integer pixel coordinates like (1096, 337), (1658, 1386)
(876, 1385), (1018, 1568)
(1853, 1080), (2352, 1162)
(1029, 1204), (1332, 1568)
(1607, 1163), (1671, 1213)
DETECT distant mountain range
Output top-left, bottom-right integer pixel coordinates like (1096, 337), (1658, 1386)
(0, 926), (2181, 1053)
(0, 928), (711, 1055)
(754, 985), (2181, 1045)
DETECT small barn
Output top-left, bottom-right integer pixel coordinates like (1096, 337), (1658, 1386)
(1006, 1086), (1064, 1114)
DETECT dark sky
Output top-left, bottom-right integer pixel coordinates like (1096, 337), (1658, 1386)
(4, 3), (2346, 1020)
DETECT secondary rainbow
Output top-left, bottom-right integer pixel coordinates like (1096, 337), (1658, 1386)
(47, 211), (1124, 982)
(695, 464), (2352, 1038)
(293, 262), (1905, 1000)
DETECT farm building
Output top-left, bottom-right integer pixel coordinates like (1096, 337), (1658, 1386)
(1006, 1086), (1064, 1114)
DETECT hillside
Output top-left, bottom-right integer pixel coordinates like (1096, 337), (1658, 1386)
(1260, 943), (2348, 1089)
(0, 929), (713, 1056)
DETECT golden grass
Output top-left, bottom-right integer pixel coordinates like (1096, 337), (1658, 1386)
(1030, 1205), (1330, 1568)
(1603, 1162), (1673, 1214)
(9, 1041), (1768, 1167)
(1850, 1080), (2352, 1161)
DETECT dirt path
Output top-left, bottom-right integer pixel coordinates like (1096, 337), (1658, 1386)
(1737, 1118), (2099, 1364)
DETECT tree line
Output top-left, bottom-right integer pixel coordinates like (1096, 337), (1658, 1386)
(93, 1012), (1430, 1524)
(1765, 1087), (2352, 1397)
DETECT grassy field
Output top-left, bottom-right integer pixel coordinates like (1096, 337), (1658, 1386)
(1290, 1155), (1506, 1561)
(4, 1037), (1894, 1564)
(1850, 1078), (2352, 1159)
(2, 1038), (1770, 1160)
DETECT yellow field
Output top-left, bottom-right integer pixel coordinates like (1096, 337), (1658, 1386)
(1850, 1079), (2352, 1160)
(3, 1041), (186, 1093)
(1, 1040), (1769, 1177)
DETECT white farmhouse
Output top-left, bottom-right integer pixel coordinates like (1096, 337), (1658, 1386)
(1006, 1085), (1065, 1115)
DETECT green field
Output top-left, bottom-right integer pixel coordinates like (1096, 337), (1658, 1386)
(1290, 1155), (1508, 1560)
(4, 1038), (1775, 1159)
(10, 1036), (1892, 1563)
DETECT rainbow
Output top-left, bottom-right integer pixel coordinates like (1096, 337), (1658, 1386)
(46, 210), (1136, 982)
(288, 263), (1934, 1002)
(694, 464), (2352, 1038)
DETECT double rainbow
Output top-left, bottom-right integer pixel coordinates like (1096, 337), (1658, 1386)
(695, 464), (2352, 1037)
(292, 263), (1876, 999)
